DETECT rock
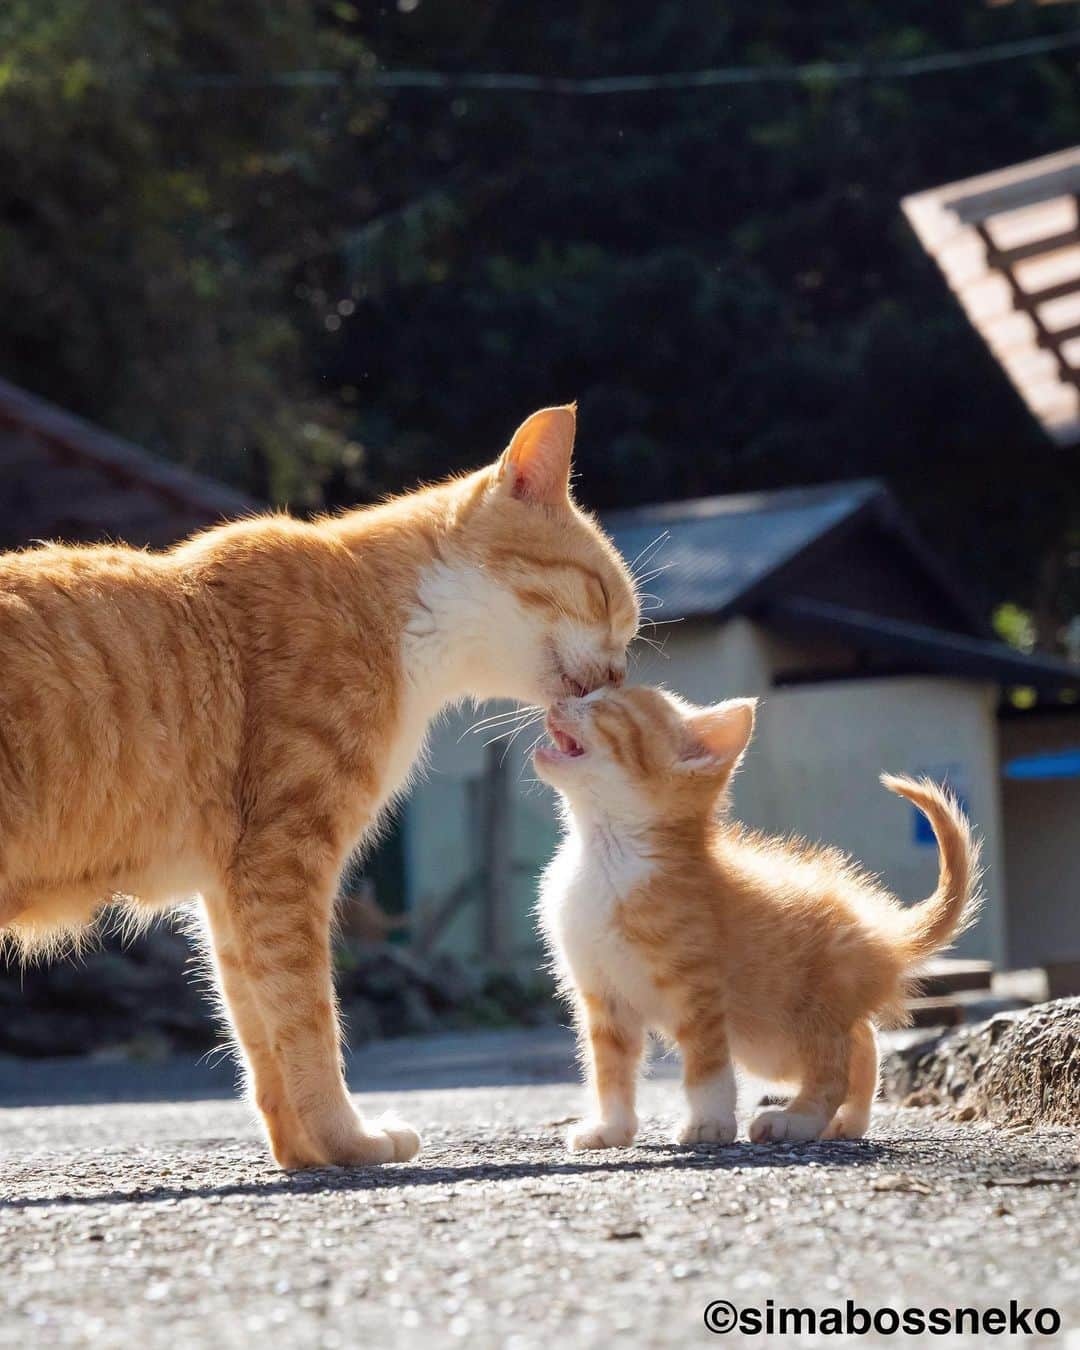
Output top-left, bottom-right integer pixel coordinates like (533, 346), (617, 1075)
(425, 952), (481, 1008)
(871, 1174), (933, 1195)
(882, 997), (1080, 1127)
(336, 941), (412, 1001)
(2, 921), (555, 1056)
(0, 1008), (100, 1058)
(136, 924), (199, 969)
(381, 984), (438, 1037)
(0, 924), (216, 1058)
(45, 953), (163, 1010)
(901, 1087), (942, 1109)
(340, 997), (382, 1047)
(104, 1031), (175, 1063)
(478, 969), (556, 1027)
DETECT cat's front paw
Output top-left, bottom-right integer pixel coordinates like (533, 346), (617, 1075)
(749, 1107), (827, 1144)
(279, 1113), (422, 1169)
(567, 1116), (637, 1151)
(674, 1115), (738, 1147)
(329, 1118), (422, 1167)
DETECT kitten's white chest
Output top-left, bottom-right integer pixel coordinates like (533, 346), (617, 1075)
(540, 826), (670, 1026)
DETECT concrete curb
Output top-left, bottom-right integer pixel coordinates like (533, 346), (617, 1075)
(881, 996), (1080, 1127)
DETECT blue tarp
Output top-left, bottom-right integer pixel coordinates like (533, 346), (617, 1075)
(1004, 749), (1080, 781)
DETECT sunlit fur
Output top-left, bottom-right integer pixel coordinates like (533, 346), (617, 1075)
(535, 686), (981, 1149)
(0, 405), (638, 1169)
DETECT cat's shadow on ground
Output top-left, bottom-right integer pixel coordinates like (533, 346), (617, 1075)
(3, 1136), (907, 1211)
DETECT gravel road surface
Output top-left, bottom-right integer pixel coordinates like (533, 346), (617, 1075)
(2, 1029), (1078, 1349)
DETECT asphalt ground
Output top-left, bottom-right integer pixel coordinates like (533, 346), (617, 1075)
(2, 1028), (1078, 1349)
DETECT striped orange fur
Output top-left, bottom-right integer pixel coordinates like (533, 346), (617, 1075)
(535, 686), (981, 1148)
(0, 405), (638, 1168)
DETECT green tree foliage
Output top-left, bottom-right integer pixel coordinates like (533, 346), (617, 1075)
(1, 1), (1078, 633)
(0, 0), (359, 500)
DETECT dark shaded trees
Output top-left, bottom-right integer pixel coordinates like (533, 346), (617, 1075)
(2, 2), (1077, 635)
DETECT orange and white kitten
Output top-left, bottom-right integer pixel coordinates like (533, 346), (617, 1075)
(0, 405), (639, 1169)
(535, 686), (979, 1149)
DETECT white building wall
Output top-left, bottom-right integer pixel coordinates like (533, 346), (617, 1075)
(405, 698), (559, 962)
(742, 677), (1006, 965)
(638, 615), (773, 703)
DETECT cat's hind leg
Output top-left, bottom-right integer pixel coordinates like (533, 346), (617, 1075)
(821, 1019), (879, 1140)
(567, 992), (644, 1151)
(750, 1025), (850, 1144)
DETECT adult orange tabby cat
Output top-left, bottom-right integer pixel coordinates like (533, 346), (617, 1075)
(535, 686), (980, 1149)
(0, 406), (639, 1168)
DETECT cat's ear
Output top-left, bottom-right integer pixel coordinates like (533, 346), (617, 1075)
(677, 698), (756, 775)
(498, 405), (576, 506)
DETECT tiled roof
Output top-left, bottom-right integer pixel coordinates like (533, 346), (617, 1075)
(903, 147), (1080, 446)
(604, 480), (883, 620)
(0, 377), (255, 549)
(604, 480), (1079, 693)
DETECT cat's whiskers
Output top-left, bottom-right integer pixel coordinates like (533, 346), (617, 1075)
(632, 561), (675, 589)
(517, 729), (552, 785)
(626, 530), (670, 580)
(632, 611), (683, 660)
(633, 633), (670, 658)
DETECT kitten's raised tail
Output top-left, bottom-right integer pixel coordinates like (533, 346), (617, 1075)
(880, 773), (983, 962)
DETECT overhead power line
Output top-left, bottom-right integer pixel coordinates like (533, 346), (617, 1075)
(174, 28), (1080, 95)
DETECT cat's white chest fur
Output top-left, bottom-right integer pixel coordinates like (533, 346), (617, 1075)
(539, 823), (670, 1027)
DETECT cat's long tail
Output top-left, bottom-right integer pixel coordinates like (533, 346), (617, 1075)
(880, 773), (983, 962)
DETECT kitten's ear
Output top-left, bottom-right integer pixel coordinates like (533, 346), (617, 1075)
(678, 698), (757, 775)
(498, 404), (576, 506)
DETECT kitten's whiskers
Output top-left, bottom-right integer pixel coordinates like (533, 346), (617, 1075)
(460, 705), (539, 741)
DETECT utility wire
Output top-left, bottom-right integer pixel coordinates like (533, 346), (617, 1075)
(173, 28), (1080, 95)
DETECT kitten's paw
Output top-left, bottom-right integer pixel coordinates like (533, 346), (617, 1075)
(750, 1107), (827, 1144)
(821, 1108), (871, 1141)
(374, 1112), (423, 1162)
(567, 1117), (637, 1151)
(674, 1115), (738, 1147)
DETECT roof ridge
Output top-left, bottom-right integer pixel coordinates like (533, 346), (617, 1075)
(0, 375), (257, 517)
(602, 478), (885, 528)
(771, 598), (1079, 693)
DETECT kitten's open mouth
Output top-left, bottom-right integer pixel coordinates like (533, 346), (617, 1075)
(536, 713), (586, 765)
